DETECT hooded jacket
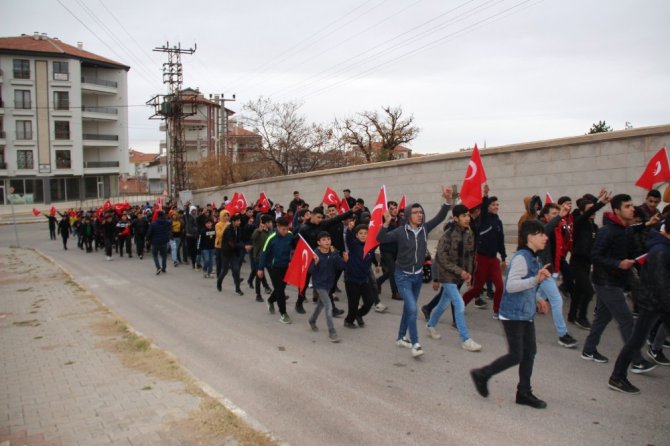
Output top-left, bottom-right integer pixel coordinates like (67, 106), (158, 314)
(377, 202), (450, 274)
(185, 207), (199, 237)
(344, 228), (376, 284)
(639, 229), (670, 314)
(215, 210), (230, 249)
(591, 212), (644, 287)
(309, 248), (347, 290)
(517, 195), (542, 245)
(299, 210), (354, 248)
(571, 201), (605, 260)
(474, 195), (506, 261)
(435, 222), (475, 284)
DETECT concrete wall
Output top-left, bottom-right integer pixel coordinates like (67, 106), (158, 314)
(191, 124), (670, 241)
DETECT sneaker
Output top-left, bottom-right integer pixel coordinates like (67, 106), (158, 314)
(267, 301), (275, 314)
(309, 321), (318, 331)
(156, 268), (161, 275)
(492, 313), (499, 320)
(255, 295), (264, 303)
(235, 289), (244, 296)
(329, 333), (341, 343)
(608, 376), (640, 394)
(248, 280), (254, 289)
(411, 343), (424, 358)
(515, 391), (547, 409)
(630, 360), (657, 374)
(356, 316), (365, 327)
(575, 318), (592, 330)
(139, 255), (143, 259)
(280, 313), (292, 324)
(647, 346), (670, 366)
(391, 292), (402, 301)
(295, 303), (306, 314)
(106, 256), (113, 261)
(374, 303), (387, 313)
(343, 321), (357, 329)
(581, 350), (608, 363)
(174, 261), (179, 267)
(396, 338), (412, 348)
(474, 298), (488, 309)
(264, 287), (273, 295)
(161, 268), (166, 273)
(462, 338), (482, 352)
(203, 272), (208, 279)
(558, 334), (578, 348)
(426, 325), (441, 340)
(332, 307), (344, 317)
(421, 306), (431, 321)
(470, 369), (489, 397)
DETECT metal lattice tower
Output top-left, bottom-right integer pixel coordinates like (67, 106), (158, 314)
(147, 42), (196, 197)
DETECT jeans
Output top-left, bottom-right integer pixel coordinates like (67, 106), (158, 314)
(584, 284), (643, 363)
(463, 254), (504, 313)
(612, 310), (670, 379)
(151, 244), (167, 271)
(479, 320), (537, 393)
(428, 283), (470, 342)
(651, 320), (669, 350)
(170, 238), (182, 263)
(309, 288), (336, 335)
(200, 249), (214, 275)
(537, 277), (568, 337)
(395, 270), (423, 345)
(344, 281), (374, 324)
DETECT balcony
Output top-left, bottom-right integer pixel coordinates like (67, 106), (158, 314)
(84, 161), (119, 168)
(81, 76), (118, 95)
(83, 133), (119, 147)
(82, 105), (118, 121)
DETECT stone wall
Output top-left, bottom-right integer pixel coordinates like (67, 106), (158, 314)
(191, 124), (670, 241)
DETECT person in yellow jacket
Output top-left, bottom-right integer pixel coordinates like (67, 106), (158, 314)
(215, 209), (230, 278)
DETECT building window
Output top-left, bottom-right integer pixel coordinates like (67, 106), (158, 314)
(17, 150), (34, 169)
(53, 61), (69, 81)
(0, 116), (4, 139)
(54, 91), (69, 110)
(15, 90), (31, 109)
(0, 146), (5, 169)
(13, 59), (30, 79)
(55, 121), (70, 140)
(16, 121), (33, 140)
(56, 150), (71, 169)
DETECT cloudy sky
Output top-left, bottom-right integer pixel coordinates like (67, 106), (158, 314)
(3, 0), (669, 154)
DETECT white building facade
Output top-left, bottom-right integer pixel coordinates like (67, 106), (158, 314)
(0, 33), (130, 205)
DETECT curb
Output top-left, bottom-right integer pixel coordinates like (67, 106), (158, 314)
(31, 247), (288, 446)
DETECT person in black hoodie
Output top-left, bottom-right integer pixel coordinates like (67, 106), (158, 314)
(581, 194), (659, 372)
(115, 213), (133, 258)
(45, 214), (57, 240)
(217, 213), (244, 295)
(197, 219), (216, 279)
(101, 213), (117, 261)
(57, 214), (71, 250)
(132, 211), (150, 259)
(146, 210), (171, 275)
(568, 190), (611, 329)
(80, 215), (95, 253)
(608, 223), (670, 394)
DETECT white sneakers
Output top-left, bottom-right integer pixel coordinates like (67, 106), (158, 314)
(462, 338), (482, 352)
(396, 338), (412, 348)
(411, 343), (424, 358)
(374, 303), (388, 313)
(426, 325), (442, 340)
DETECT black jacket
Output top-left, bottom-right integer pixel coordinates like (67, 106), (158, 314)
(591, 213), (644, 287)
(474, 195), (507, 261)
(571, 202), (605, 260)
(299, 211), (354, 248)
(639, 230), (670, 314)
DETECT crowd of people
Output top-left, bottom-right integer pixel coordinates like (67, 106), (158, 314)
(47, 184), (670, 408)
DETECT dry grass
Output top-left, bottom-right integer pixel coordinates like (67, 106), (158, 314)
(13, 319), (40, 327)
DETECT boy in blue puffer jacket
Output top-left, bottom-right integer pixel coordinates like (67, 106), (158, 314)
(343, 223), (376, 329)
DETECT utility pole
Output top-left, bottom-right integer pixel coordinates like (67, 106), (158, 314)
(146, 42), (196, 198)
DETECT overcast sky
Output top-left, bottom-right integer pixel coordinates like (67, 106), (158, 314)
(3, 0), (669, 154)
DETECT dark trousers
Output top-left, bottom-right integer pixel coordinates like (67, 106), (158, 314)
(377, 251), (398, 294)
(269, 266), (289, 315)
(297, 272), (312, 304)
(479, 320), (537, 393)
(559, 257), (574, 297)
(151, 244), (167, 271)
(83, 235), (93, 252)
(186, 236), (198, 267)
(217, 254), (241, 290)
(612, 309), (670, 379)
(117, 236), (131, 257)
(61, 235), (69, 249)
(135, 235), (145, 257)
(344, 281), (374, 323)
(584, 284), (643, 363)
(568, 256), (593, 321)
(104, 236), (113, 257)
(49, 226), (56, 240)
(249, 258), (270, 295)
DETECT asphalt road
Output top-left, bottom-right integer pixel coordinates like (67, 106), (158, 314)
(2, 222), (669, 445)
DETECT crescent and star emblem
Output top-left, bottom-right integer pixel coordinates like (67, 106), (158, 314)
(301, 250), (309, 273)
(327, 193), (336, 203)
(653, 161), (662, 176)
(465, 161), (477, 181)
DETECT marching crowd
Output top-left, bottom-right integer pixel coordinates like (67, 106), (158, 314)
(46, 184), (670, 408)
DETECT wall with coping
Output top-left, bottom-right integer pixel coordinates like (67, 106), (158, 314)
(191, 124), (670, 241)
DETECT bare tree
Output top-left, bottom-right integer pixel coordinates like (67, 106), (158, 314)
(243, 97), (351, 174)
(338, 106), (419, 162)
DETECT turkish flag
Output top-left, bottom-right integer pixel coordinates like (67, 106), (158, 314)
(225, 192), (247, 215)
(398, 195), (406, 211)
(32, 208), (41, 216)
(635, 253), (648, 265)
(363, 185), (387, 256)
(635, 147), (670, 190)
(338, 198), (350, 214)
(459, 144), (487, 209)
(545, 192), (553, 204)
(102, 200), (112, 212)
(322, 187), (340, 206)
(284, 235), (315, 293)
(49, 206), (57, 216)
(258, 192), (271, 213)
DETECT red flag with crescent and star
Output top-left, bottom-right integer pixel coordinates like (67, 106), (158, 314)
(363, 185), (387, 256)
(258, 192), (271, 213)
(635, 147), (670, 190)
(322, 187), (341, 207)
(225, 192), (248, 215)
(284, 234), (315, 292)
(338, 197), (350, 214)
(398, 195), (406, 211)
(32, 208), (41, 216)
(50, 206), (57, 216)
(459, 144), (488, 209)
(545, 192), (553, 204)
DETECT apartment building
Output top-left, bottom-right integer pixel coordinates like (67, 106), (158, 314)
(0, 32), (130, 205)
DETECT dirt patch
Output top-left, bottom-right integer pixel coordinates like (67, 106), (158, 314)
(13, 319), (40, 327)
